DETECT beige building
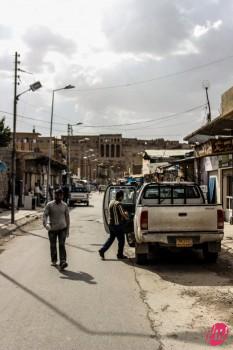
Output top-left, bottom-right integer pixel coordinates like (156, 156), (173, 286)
(61, 134), (189, 183)
(12, 132), (67, 164)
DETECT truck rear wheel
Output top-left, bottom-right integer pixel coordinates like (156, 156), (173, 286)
(203, 250), (218, 263)
(136, 253), (148, 265)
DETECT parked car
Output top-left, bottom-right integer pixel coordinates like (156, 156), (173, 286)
(69, 186), (89, 206)
(103, 182), (224, 264)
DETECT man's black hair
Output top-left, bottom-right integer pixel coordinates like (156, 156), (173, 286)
(116, 190), (124, 200)
(55, 188), (63, 194)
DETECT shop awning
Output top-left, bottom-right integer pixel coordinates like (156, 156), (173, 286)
(184, 111), (233, 143)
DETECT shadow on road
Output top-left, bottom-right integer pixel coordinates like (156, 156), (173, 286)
(59, 269), (97, 284)
(0, 269), (154, 339)
(14, 226), (96, 254)
(124, 248), (233, 287)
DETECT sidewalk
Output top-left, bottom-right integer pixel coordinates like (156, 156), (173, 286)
(222, 222), (233, 253)
(0, 208), (43, 237)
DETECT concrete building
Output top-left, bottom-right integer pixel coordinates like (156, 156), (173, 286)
(12, 132), (67, 164)
(142, 149), (192, 181)
(184, 85), (233, 223)
(61, 134), (189, 183)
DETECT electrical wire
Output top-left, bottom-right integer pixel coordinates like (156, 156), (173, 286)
(0, 103), (205, 132)
(71, 54), (233, 92)
(81, 105), (206, 128)
(0, 110), (67, 126)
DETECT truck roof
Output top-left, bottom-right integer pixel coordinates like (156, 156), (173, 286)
(145, 182), (197, 186)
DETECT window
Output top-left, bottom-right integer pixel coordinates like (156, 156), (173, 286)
(101, 144), (104, 157)
(71, 186), (87, 193)
(116, 144), (120, 157)
(109, 188), (135, 204)
(227, 176), (233, 196)
(185, 186), (200, 198)
(143, 185), (201, 201)
(106, 144), (109, 157)
(111, 144), (115, 157)
(144, 187), (159, 199)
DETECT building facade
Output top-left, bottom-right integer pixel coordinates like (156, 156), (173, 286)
(61, 134), (190, 183)
(184, 85), (233, 223)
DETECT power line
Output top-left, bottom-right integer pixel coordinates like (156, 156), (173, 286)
(72, 54), (233, 92)
(0, 110), (67, 126)
(1, 104), (205, 132)
(81, 105), (205, 128)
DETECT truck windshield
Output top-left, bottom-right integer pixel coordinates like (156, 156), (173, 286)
(71, 187), (87, 193)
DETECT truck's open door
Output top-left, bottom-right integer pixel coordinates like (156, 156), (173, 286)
(103, 185), (137, 246)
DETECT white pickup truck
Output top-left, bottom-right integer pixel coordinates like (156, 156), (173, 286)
(69, 186), (89, 207)
(103, 182), (224, 264)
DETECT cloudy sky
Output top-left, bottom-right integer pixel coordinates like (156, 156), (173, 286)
(1, 0), (233, 141)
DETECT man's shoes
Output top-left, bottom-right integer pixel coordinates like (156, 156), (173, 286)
(98, 250), (105, 260)
(60, 261), (68, 270)
(117, 255), (128, 260)
(51, 261), (57, 266)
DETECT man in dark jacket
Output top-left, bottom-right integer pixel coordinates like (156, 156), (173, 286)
(99, 190), (128, 260)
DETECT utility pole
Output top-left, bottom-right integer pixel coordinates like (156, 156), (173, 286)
(67, 123), (72, 184)
(11, 52), (20, 224)
(202, 80), (211, 123)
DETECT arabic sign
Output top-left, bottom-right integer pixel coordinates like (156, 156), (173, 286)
(195, 138), (233, 157)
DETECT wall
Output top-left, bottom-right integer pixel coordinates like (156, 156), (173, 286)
(221, 86), (233, 116)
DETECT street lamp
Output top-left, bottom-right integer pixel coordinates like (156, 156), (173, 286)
(11, 79), (42, 224)
(47, 84), (75, 202)
(67, 121), (83, 183)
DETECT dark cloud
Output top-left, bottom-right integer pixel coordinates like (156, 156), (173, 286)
(1, 0), (233, 140)
(102, 0), (193, 55)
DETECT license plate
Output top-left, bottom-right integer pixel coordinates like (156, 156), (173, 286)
(176, 238), (193, 247)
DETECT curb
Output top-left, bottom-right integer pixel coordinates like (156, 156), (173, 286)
(0, 212), (43, 237)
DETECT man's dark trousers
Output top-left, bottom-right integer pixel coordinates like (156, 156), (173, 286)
(100, 223), (125, 257)
(48, 229), (67, 263)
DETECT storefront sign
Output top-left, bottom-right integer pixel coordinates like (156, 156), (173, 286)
(195, 138), (233, 157)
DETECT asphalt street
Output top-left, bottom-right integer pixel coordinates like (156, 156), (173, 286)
(0, 193), (159, 350)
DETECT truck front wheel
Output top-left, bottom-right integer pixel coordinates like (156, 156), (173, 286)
(136, 253), (148, 265)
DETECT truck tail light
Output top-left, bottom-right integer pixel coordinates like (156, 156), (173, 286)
(217, 209), (224, 230)
(140, 211), (148, 230)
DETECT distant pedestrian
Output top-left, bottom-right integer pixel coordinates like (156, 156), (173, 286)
(48, 185), (54, 201)
(62, 183), (70, 204)
(43, 188), (70, 270)
(99, 190), (128, 260)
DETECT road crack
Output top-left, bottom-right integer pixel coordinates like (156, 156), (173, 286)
(129, 257), (164, 350)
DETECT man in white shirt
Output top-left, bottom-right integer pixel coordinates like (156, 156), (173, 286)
(43, 188), (70, 270)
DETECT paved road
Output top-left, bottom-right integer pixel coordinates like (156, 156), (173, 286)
(0, 193), (159, 350)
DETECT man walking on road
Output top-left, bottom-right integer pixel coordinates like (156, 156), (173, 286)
(99, 190), (128, 260)
(43, 188), (70, 270)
